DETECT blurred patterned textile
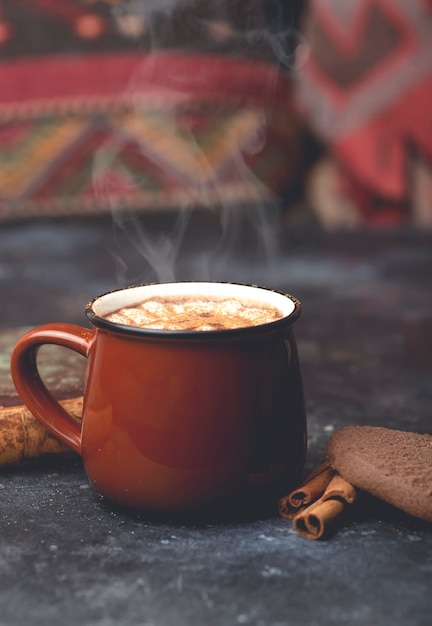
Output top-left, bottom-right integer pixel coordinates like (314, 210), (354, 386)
(296, 0), (432, 228)
(0, 0), (302, 221)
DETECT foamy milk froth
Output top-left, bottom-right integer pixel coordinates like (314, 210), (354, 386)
(103, 294), (285, 331)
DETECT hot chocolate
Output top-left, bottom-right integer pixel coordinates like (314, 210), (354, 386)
(12, 281), (304, 511)
(103, 294), (284, 331)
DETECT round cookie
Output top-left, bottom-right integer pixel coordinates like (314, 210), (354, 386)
(326, 426), (432, 523)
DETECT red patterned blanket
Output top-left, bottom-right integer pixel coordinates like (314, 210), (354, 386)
(0, 0), (300, 221)
(297, 0), (432, 227)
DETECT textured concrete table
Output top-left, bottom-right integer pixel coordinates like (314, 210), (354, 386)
(0, 213), (431, 626)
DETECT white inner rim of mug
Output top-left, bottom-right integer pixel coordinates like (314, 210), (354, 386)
(91, 282), (296, 323)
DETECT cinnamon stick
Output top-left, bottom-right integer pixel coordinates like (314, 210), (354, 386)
(0, 397), (82, 466)
(321, 473), (357, 504)
(278, 463), (335, 518)
(292, 473), (357, 540)
(293, 498), (345, 540)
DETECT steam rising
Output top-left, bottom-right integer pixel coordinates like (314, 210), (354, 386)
(94, 1), (298, 284)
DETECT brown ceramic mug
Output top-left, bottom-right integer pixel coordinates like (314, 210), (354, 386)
(10, 282), (306, 511)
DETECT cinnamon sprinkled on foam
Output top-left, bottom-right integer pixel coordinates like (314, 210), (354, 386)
(104, 296), (284, 331)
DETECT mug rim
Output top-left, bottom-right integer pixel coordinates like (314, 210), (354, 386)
(85, 281), (302, 339)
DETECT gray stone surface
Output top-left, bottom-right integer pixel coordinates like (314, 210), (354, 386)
(0, 213), (431, 626)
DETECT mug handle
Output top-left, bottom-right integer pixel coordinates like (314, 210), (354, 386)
(10, 323), (94, 455)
